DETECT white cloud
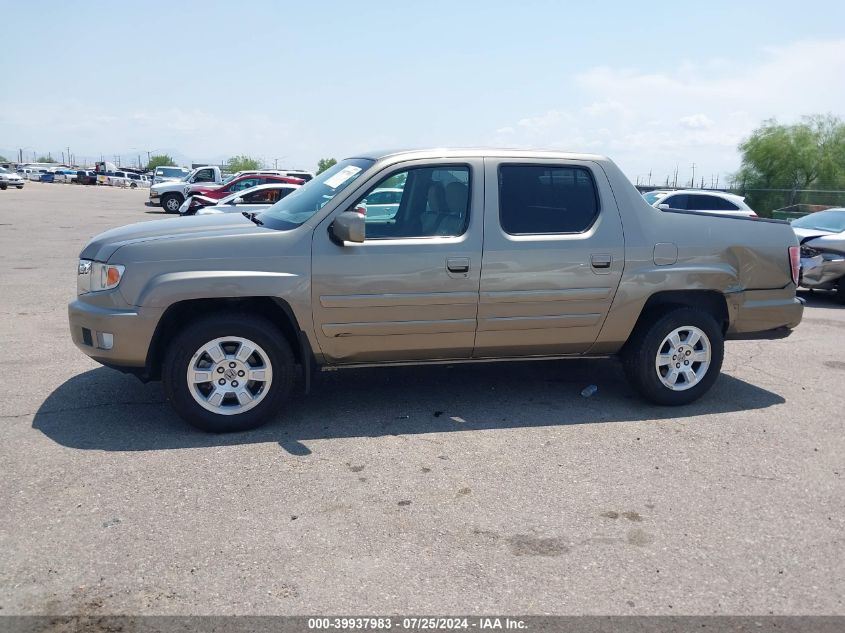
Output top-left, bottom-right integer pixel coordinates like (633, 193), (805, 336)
(679, 114), (714, 129)
(492, 38), (845, 182)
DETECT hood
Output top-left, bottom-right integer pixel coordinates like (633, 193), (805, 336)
(189, 184), (224, 194)
(80, 214), (267, 262)
(793, 226), (834, 242)
(793, 227), (845, 254)
(151, 179), (187, 192)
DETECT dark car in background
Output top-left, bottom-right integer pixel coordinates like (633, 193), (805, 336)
(76, 170), (98, 185)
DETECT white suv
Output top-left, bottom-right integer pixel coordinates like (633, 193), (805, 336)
(650, 190), (756, 217)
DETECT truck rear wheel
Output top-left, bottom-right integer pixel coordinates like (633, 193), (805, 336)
(161, 193), (183, 213)
(162, 314), (295, 432)
(623, 307), (724, 405)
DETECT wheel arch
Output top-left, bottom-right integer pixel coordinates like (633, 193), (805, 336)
(625, 290), (730, 348)
(145, 296), (312, 382)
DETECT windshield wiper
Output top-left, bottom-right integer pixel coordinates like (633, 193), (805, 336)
(242, 211), (264, 226)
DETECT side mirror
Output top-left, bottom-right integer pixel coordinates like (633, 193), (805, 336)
(657, 203), (671, 210)
(231, 197), (244, 205)
(330, 211), (365, 244)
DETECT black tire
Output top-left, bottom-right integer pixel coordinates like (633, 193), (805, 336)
(161, 193), (183, 214)
(622, 307), (724, 406)
(836, 277), (845, 304)
(162, 313), (296, 433)
(0, 184), (6, 190)
(130, 182), (137, 189)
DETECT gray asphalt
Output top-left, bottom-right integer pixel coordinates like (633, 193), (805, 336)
(1, 183), (843, 615)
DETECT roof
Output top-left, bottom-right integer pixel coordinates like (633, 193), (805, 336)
(349, 147), (609, 162)
(661, 189), (746, 201)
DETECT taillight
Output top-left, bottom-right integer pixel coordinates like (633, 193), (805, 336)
(788, 245), (800, 285)
(354, 205), (367, 216)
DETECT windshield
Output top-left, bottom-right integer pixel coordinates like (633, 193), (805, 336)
(259, 158), (374, 230)
(791, 209), (845, 233)
(642, 191), (667, 205)
(0, 167), (9, 174)
(156, 167), (190, 179)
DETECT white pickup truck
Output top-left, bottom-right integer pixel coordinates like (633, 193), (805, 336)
(149, 165), (223, 213)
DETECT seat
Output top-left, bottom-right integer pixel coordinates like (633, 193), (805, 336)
(435, 182), (468, 235)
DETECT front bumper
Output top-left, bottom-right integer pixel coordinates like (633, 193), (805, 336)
(148, 190), (161, 204)
(800, 255), (845, 290)
(725, 287), (803, 339)
(68, 298), (163, 369)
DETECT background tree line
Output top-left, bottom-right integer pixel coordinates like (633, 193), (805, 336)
(736, 114), (845, 215)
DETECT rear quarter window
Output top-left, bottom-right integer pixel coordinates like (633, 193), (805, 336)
(498, 164), (599, 234)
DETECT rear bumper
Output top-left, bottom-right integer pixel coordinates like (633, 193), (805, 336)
(725, 287), (803, 339)
(68, 298), (162, 370)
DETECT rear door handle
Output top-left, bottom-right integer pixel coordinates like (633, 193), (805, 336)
(591, 254), (612, 270)
(447, 257), (470, 273)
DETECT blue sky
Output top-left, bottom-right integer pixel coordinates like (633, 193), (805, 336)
(2, 0), (844, 183)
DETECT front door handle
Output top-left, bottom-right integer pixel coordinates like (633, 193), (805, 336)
(591, 254), (612, 270)
(447, 257), (470, 273)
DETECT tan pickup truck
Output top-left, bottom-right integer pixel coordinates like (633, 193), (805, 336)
(69, 149), (803, 432)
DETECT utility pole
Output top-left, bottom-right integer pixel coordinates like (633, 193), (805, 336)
(673, 164), (678, 188)
(690, 163), (696, 188)
(648, 169), (652, 186)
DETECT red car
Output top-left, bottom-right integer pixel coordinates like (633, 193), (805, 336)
(187, 173), (304, 200)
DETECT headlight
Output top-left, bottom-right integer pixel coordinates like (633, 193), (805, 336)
(77, 259), (125, 294)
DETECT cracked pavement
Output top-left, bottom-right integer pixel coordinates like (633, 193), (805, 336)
(1, 183), (843, 615)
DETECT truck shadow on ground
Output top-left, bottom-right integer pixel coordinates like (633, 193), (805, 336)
(798, 289), (844, 309)
(32, 358), (786, 454)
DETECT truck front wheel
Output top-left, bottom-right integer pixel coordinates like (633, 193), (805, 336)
(162, 314), (296, 432)
(623, 307), (724, 405)
(161, 193), (183, 213)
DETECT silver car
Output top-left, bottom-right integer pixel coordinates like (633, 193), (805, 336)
(792, 208), (845, 300)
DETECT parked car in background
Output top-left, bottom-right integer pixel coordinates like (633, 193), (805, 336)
(650, 190), (757, 217)
(791, 208), (845, 301)
(39, 171), (55, 183)
(642, 189), (672, 205)
(149, 165), (224, 212)
(153, 166), (191, 184)
(275, 169), (314, 182)
(359, 187), (403, 219)
(69, 148), (803, 433)
(27, 169), (51, 182)
(186, 173), (304, 203)
(192, 183), (300, 215)
(52, 169), (79, 183)
(105, 171), (149, 188)
(0, 167), (26, 189)
(76, 170), (98, 185)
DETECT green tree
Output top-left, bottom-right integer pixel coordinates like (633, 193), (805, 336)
(36, 155), (56, 163)
(145, 154), (176, 171)
(317, 158), (337, 174)
(0, 155), (9, 163)
(226, 155), (261, 172)
(735, 114), (845, 215)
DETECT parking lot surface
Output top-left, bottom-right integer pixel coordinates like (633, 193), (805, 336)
(1, 183), (843, 615)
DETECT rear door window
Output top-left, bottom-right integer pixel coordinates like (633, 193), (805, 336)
(687, 195), (739, 211)
(498, 164), (599, 234)
(660, 194), (688, 210)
